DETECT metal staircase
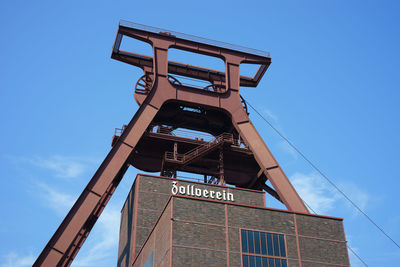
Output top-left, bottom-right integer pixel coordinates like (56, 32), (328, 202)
(161, 133), (234, 175)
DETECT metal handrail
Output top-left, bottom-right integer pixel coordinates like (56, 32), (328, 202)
(114, 125), (127, 136)
(148, 125), (215, 141)
(119, 20), (270, 58)
(164, 133), (234, 163)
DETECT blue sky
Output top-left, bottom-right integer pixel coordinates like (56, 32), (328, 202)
(1, 0), (400, 266)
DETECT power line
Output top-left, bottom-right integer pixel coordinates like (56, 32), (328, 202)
(347, 246), (369, 267)
(245, 99), (400, 265)
(246, 100), (399, 248)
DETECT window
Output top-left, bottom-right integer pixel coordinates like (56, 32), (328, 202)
(241, 229), (287, 267)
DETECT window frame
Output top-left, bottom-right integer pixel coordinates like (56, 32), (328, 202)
(239, 228), (289, 267)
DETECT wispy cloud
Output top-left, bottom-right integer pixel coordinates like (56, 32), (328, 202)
(24, 155), (97, 179)
(291, 172), (370, 217)
(4, 153), (119, 266)
(37, 183), (76, 215)
(1, 252), (35, 267)
(1, 184), (120, 267)
(3, 154), (99, 179)
(291, 172), (339, 214)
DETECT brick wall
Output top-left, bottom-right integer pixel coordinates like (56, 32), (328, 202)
(120, 175), (350, 267)
(118, 174), (264, 266)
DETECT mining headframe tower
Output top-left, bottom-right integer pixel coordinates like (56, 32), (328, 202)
(34, 20), (350, 267)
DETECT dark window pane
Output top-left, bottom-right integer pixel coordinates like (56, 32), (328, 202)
(279, 234), (286, 257)
(255, 256), (262, 267)
(248, 231), (255, 253)
(249, 255), (256, 267)
(254, 231), (261, 254)
(267, 233), (273, 256)
(273, 234), (280, 256)
(241, 230), (248, 253)
(262, 257), (268, 267)
(268, 258), (275, 267)
(242, 255), (249, 267)
(260, 232), (267, 255)
(274, 258), (281, 267)
(281, 259), (287, 267)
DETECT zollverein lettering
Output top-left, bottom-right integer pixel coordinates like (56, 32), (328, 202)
(171, 181), (234, 202)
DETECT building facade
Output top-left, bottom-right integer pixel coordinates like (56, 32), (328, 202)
(118, 174), (350, 267)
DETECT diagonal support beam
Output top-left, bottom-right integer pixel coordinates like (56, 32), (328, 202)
(261, 184), (282, 203)
(33, 104), (158, 267)
(235, 120), (308, 213)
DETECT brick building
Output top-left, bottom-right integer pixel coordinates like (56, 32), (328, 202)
(117, 174), (350, 267)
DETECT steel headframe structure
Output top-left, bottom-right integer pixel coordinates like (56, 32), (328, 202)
(34, 20), (308, 266)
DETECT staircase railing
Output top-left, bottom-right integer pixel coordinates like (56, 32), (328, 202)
(164, 133), (234, 164)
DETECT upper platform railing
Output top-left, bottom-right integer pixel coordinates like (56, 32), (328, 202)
(112, 20), (272, 88)
(119, 20), (270, 58)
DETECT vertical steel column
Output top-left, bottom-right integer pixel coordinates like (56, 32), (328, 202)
(219, 148), (225, 186)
